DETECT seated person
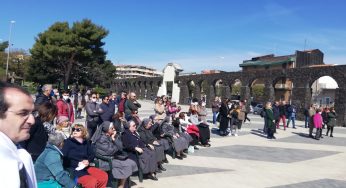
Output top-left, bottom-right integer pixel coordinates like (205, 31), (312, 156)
(62, 124), (108, 188)
(112, 111), (127, 134)
(160, 117), (189, 159)
(176, 113), (199, 149)
(137, 118), (167, 172)
(91, 121), (138, 188)
(55, 116), (72, 139)
(35, 132), (77, 188)
(190, 111), (211, 147)
(122, 121), (158, 181)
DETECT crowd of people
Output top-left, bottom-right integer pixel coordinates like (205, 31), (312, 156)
(1, 83), (213, 188)
(0, 82), (340, 188)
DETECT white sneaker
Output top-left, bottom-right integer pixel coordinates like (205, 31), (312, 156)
(234, 134), (238, 137)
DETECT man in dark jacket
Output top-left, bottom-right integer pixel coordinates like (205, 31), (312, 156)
(35, 84), (52, 107)
(124, 92), (141, 121)
(99, 96), (113, 122)
(272, 101), (280, 133)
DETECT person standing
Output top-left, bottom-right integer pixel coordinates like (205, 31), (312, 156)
(308, 105), (316, 138)
(277, 101), (287, 130)
(243, 99), (251, 123)
(326, 107), (337, 137)
(264, 102), (276, 139)
(313, 108), (323, 140)
(211, 96), (221, 125)
(286, 104), (297, 129)
(99, 96), (113, 122)
(56, 90), (75, 123)
(34, 84), (52, 107)
(219, 98), (230, 136)
(85, 92), (103, 137)
(124, 92), (141, 121)
(0, 82), (37, 188)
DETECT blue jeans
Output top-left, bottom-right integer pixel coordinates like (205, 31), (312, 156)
(213, 112), (218, 124)
(287, 116), (296, 128)
(305, 116), (309, 128)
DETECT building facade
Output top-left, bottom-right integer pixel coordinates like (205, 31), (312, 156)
(115, 65), (162, 79)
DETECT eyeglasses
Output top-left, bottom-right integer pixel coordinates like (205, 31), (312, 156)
(72, 128), (82, 132)
(92, 97), (96, 99)
(7, 110), (35, 119)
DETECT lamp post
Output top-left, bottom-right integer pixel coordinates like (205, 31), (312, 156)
(5, 20), (15, 81)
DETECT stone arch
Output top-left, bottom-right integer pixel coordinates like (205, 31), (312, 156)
(213, 79), (223, 98)
(249, 78), (265, 103)
(187, 80), (196, 100)
(310, 75), (339, 107)
(229, 79), (242, 100)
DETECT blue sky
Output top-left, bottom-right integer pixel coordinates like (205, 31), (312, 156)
(1, 0), (345, 73)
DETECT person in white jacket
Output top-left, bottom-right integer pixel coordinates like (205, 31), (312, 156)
(0, 82), (37, 188)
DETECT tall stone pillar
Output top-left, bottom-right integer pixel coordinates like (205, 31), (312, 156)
(194, 85), (201, 101)
(334, 88), (346, 127)
(222, 85), (231, 99)
(240, 86), (251, 101)
(179, 85), (189, 104)
(291, 86), (312, 120)
(208, 85), (215, 106)
(264, 83), (275, 102)
(153, 85), (159, 98)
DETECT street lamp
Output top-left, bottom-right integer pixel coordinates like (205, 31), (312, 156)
(5, 20), (15, 81)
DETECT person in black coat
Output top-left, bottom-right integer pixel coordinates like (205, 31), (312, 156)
(122, 121), (158, 181)
(219, 98), (230, 136)
(62, 124), (108, 187)
(137, 118), (167, 172)
(20, 102), (57, 161)
(99, 96), (114, 122)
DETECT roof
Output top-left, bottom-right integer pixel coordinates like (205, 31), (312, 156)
(240, 55), (296, 67)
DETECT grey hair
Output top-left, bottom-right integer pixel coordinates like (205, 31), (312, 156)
(42, 84), (52, 92)
(48, 132), (65, 147)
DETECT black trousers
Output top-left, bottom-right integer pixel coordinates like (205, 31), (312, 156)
(198, 123), (210, 145)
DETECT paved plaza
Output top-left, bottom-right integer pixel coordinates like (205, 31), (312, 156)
(77, 100), (346, 188)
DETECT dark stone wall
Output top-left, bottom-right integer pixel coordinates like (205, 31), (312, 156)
(114, 65), (346, 126)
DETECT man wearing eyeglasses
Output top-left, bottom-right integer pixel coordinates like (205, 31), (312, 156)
(0, 82), (37, 188)
(124, 92), (141, 121)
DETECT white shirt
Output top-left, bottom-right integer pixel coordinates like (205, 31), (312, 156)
(0, 132), (37, 188)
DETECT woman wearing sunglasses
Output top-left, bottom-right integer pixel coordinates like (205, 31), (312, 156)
(62, 124), (108, 188)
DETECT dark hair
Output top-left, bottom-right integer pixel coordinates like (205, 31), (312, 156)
(0, 82), (31, 119)
(101, 95), (108, 100)
(38, 102), (57, 122)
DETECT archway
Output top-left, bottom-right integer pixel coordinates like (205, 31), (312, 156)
(311, 76), (339, 107)
(230, 79), (241, 100)
(187, 80), (196, 100)
(214, 79), (223, 98)
(250, 78), (265, 103)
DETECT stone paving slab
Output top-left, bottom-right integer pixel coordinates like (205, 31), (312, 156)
(269, 178), (346, 188)
(277, 132), (346, 147)
(190, 145), (341, 163)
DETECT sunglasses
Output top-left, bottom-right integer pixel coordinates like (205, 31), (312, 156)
(72, 128), (82, 132)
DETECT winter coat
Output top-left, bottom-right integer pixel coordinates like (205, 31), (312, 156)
(327, 112), (337, 127)
(99, 103), (113, 122)
(56, 99), (75, 123)
(61, 138), (95, 178)
(124, 100), (141, 117)
(35, 144), (76, 188)
(313, 113), (323, 128)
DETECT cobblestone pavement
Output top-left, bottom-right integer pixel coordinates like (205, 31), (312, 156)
(77, 100), (346, 188)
